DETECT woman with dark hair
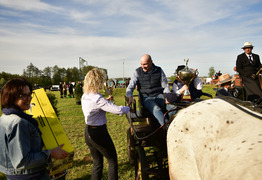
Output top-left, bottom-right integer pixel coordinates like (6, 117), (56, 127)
(0, 78), (69, 180)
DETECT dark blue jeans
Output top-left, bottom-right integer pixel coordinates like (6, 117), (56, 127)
(85, 125), (118, 180)
(141, 94), (176, 125)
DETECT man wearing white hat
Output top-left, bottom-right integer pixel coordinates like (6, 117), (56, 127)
(236, 42), (262, 101)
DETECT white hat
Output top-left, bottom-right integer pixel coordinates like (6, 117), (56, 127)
(241, 42), (254, 49)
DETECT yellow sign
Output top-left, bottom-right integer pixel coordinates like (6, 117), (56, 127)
(25, 88), (74, 175)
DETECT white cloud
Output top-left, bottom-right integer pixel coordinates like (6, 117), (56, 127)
(0, 0), (62, 12)
(0, 0), (262, 78)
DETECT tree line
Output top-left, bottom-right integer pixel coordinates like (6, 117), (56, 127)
(0, 63), (107, 88)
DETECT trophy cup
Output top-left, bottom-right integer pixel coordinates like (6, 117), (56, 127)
(104, 81), (115, 103)
(178, 59), (198, 101)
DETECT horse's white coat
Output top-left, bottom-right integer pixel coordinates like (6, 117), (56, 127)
(167, 98), (262, 180)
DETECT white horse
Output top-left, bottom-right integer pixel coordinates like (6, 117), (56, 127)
(167, 98), (262, 180)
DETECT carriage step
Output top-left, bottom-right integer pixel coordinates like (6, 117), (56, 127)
(131, 117), (151, 123)
(132, 124), (151, 133)
(144, 167), (169, 176)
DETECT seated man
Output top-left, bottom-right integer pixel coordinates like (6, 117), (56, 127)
(215, 73), (234, 97)
(172, 65), (203, 102)
(126, 54), (175, 125)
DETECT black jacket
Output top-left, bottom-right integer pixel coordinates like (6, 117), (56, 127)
(236, 53), (261, 78)
(136, 64), (163, 97)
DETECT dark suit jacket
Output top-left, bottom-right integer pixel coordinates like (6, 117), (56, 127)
(236, 53), (261, 78)
(236, 53), (262, 100)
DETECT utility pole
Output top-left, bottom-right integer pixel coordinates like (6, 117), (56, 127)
(123, 59), (124, 81)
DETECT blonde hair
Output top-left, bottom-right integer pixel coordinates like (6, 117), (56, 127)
(83, 68), (106, 94)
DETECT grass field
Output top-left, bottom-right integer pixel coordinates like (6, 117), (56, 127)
(0, 85), (216, 180)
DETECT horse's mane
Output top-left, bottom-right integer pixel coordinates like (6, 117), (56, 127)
(216, 96), (262, 119)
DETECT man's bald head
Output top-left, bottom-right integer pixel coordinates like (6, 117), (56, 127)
(140, 54), (153, 72)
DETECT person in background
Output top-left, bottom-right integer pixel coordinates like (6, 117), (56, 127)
(126, 54), (175, 126)
(59, 82), (63, 98)
(63, 82), (67, 98)
(215, 73), (235, 97)
(0, 78), (69, 180)
(81, 68), (130, 180)
(236, 42), (262, 101)
(172, 65), (203, 102)
(78, 81), (83, 94)
(69, 81), (74, 98)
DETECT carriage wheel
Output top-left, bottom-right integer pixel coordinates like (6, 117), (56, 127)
(135, 146), (149, 180)
(127, 128), (135, 165)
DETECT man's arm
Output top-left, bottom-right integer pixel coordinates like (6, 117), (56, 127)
(172, 82), (181, 96)
(255, 54), (262, 69)
(161, 69), (171, 93)
(194, 76), (203, 90)
(126, 71), (138, 97)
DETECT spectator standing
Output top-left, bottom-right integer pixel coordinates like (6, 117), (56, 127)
(63, 82), (67, 98)
(59, 82), (63, 98)
(0, 78), (68, 180)
(69, 82), (74, 98)
(81, 68), (130, 179)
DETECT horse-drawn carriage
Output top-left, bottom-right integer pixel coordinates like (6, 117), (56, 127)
(125, 94), (184, 180)
(124, 64), (262, 179)
(124, 90), (214, 179)
(124, 62), (214, 179)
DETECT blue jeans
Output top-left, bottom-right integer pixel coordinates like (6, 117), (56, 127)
(141, 94), (176, 125)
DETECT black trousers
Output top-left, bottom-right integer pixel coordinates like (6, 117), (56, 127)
(85, 125), (118, 180)
(60, 90), (63, 98)
(242, 77), (262, 101)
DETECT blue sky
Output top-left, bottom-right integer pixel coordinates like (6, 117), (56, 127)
(0, 0), (262, 78)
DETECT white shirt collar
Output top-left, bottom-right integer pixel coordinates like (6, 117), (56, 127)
(245, 53), (252, 57)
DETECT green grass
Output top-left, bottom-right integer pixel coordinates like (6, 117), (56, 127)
(0, 85), (216, 180)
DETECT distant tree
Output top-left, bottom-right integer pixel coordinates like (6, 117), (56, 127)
(22, 63), (42, 86)
(41, 66), (52, 87)
(70, 67), (80, 82)
(39, 75), (52, 88)
(52, 65), (66, 84)
(0, 72), (20, 82)
(2, 63), (107, 87)
(0, 78), (6, 87)
(60, 68), (67, 82)
(43, 66), (52, 79)
(208, 66), (215, 78)
(82, 66), (89, 79)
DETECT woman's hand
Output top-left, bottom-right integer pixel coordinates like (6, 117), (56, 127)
(107, 95), (114, 101)
(128, 96), (134, 106)
(50, 144), (69, 159)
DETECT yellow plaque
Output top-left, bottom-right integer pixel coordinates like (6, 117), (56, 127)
(25, 88), (74, 175)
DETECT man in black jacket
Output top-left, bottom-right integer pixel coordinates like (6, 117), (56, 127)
(236, 42), (262, 101)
